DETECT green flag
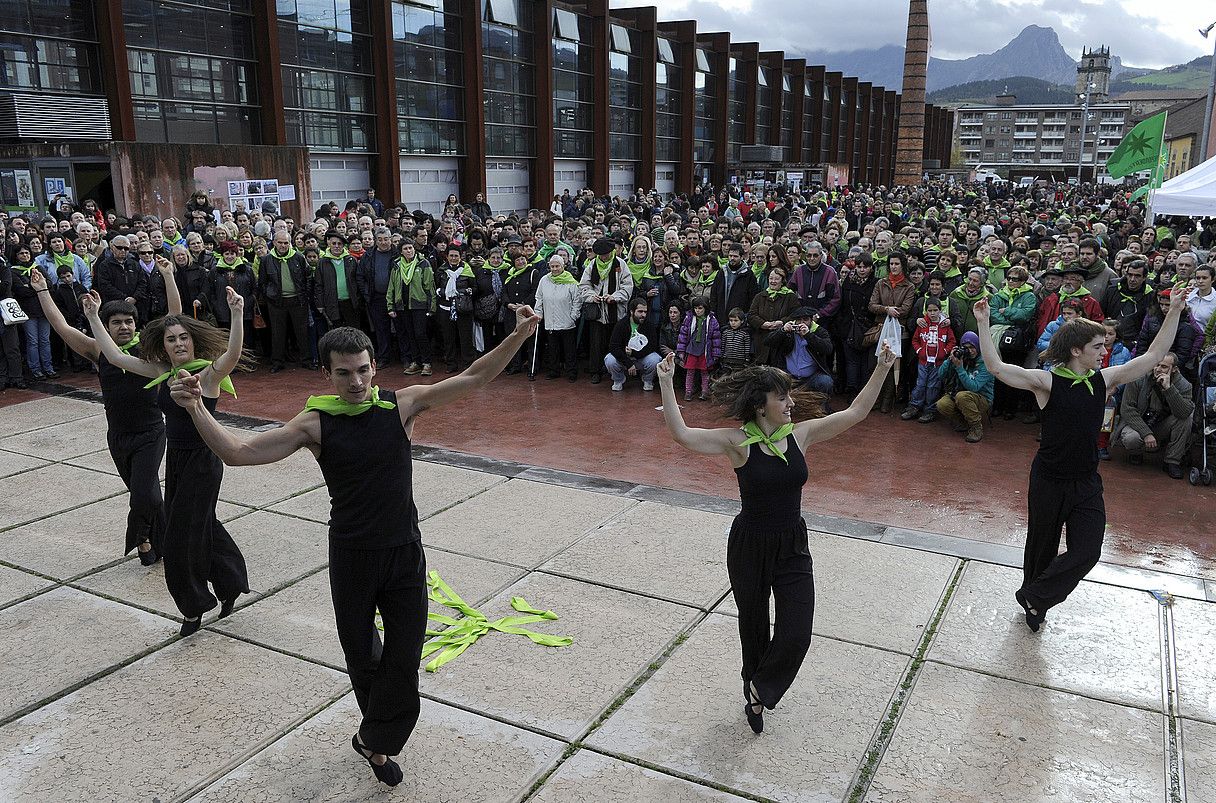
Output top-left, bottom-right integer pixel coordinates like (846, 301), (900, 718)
(1107, 112), (1166, 179)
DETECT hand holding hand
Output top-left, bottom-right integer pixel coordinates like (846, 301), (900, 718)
(169, 370), (203, 409)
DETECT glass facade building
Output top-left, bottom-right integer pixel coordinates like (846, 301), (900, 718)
(0, 0), (101, 96)
(726, 56), (745, 162)
(394, 0), (464, 155)
(551, 6), (592, 159)
(754, 65), (771, 147)
(607, 24), (642, 161)
(654, 36), (682, 164)
(692, 46), (716, 167)
(482, 0), (535, 158)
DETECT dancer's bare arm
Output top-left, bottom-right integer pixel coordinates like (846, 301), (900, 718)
(82, 290), (167, 379)
(973, 298), (1050, 402)
(171, 371), (320, 464)
(794, 342), (895, 446)
(28, 269), (99, 362)
(200, 287), (244, 397)
(1105, 286), (1187, 387)
(158, 256), (184, 317)
(395, 305), (541, 424)
(655, 353), (744, 458)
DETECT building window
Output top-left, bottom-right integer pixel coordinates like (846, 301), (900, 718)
(551, 7), (591, 158)
(0, 0), (102, 96)
(727, 57), (746, 160)
(693, 49), (716, 164)
(655, 43), (682, 163)
(123, 0), (259, 143)
(608, 25), (641, 161)
(482, 0), (534, 157)
(392, 0), (463, 155)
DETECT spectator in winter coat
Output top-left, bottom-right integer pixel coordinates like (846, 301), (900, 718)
(1135, 288), (1201, 370)
(37, 234), (91, 289)
(533, 253), (582, 380)
(935, 331), (994, 443)
(579, 237), (633, 384)
(94, 235), (147, 308)
(1101, 258), (1153, 342)
(789, 241), (841, 322)
(1034, 264), (1103, 337)
(719, 307), (752, 373)
(763, 305), (835, 394)
(385, 239), (435, 376)
(868, 251), (917, 412)
(1116, 352), (1194, 479)
(504, 251), (543, 376)
(747, 265), (798, 365)
(209, 240), (257, 329)
(1077, 237), (1117, 296)
(902, 297), (955, 422)
(1035, 299), (1085, 357)
(605, 297), (661, 392)
(711, 241), (759, 325)
(949, 267), (993, 340)
(676, 296), (721, 400)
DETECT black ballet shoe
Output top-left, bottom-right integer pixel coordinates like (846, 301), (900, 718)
(352, 734), (403, 786)
(179, 616), (202, 637)
(218, 593), (241, 619)
(138, 544), (159, 566)
(1015, 589), (1044, 633)
(744, 681), (764, 734)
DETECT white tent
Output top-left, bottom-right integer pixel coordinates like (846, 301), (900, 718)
(1151, 154), (1216, 217)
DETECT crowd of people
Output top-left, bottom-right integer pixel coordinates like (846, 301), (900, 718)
(2, 180), (1214, 477)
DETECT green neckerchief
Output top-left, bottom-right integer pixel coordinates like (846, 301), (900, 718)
(751, 261), (766, 281)
(765, 286), (794, 300)
(643, 263), (665, 281)
(395, 256), (419, 288)
(11, 263), (34, 276)
(302, 385), (395, 416)
(592, 256), (616, 283)
(271, 246), (298, 265)
(998, 283), (1033, 301)
(548, 270), (578, 285)
(700, 269), (720, 285)
(450, 261), (475, 278)
(52, 251), (76, 271)
(118, 332), (141, 354)
(626, 259), (652, 285)
(217, 254), (242, 270)
(321, 247), (347, 261)
(143, 359), (236, 397)
(482, 260), (509, 272)
(410, 571), (571, 672)
(505, 262), (530, 284)
(1059, 285), (1092, 301)
(740, 421), (796, 464)
(629, 319), (639, 339)
(1051, 365), (1095, 395)
(538, 241), (572, 262)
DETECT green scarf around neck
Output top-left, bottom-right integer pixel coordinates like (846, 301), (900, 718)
(1059, 285), (1091, 301)
(626, 259), (652, 285)
(271, 247), (298, 266)
(321, 247), (347, 261)
(1050, 365), (1095, 394)
(765, 286), (794, 300)
(144, 359), (236, 397)
(548, 270), (578, 285)
(740, 421), (796, 464)
(118, 332), (141, 354)
(52, 251), (76, 271)
(303, 385), (395, 416)
(395, 256), (420, 287)
(505, 263), (532, 284)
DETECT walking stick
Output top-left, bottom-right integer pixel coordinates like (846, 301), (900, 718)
(530, 329), (539, 375)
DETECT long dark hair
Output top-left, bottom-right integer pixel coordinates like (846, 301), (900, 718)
(141, 314), (256, 370)
(710, 364), (826, 422)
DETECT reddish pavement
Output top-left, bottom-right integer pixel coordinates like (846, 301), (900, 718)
(12, 364), (1216, 581)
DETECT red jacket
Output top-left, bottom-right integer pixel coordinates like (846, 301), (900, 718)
(1035, 289), (1103, 336)
(912, 318), (956, 366)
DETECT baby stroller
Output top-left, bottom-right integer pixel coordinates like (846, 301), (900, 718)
(1190, 352), (1216, 486)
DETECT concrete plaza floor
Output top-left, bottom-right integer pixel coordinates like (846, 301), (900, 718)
(1, 393), (1214, 802)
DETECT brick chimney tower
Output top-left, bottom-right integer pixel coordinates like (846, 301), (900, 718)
(894, 0), (930, 186)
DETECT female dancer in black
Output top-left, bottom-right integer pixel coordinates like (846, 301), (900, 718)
(972, 287), (1188, 631)
(83, 286), (252, 635)
(656, 344), (895, 732)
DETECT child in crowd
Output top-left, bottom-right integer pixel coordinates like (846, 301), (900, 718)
(903, 298), (955, 422)
(1096, 317), (1132, 460)
(719, 307), (752, 374)
(1035, 298), (1084, 358)
(676, 296), (721, 401)
(52, 264), (89, 371)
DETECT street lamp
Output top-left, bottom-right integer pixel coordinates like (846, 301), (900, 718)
(1201, 21), (1216, 163)
(1077, 81), (1095, 181)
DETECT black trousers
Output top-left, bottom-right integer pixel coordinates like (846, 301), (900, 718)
(268, 297), (309, 365)
(587, 319), (613, 376)
(546, 328), (577, 376)
(1022, 462), (1105, 612)
(163, 446), (250, 618)
(107, 426), (167, 556)
(369, 293), (393, 363)
(440, 312), (475, 369)
(507, 318), (539, 372)
(396, 309), (431, 365)
(329, 540), (429, 757)
(727, 516), (815, 709)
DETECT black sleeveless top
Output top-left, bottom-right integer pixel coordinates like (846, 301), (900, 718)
(157, 378), (218, 450)
(734, 434), (809, 526)
(1036, 370), (1107, 479)
(316, 403), (420, 549)
(98, 351), (163, 434)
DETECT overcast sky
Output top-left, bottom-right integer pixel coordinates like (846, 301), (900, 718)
(610, 0), (1212, 69)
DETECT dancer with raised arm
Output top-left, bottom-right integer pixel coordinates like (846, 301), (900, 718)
(973, 286), (1190, 631)
(83, 286), (251, 636)
(166, 307), (541, 787)
(28, 257), (181, 564)
(655, 344), (895, 733)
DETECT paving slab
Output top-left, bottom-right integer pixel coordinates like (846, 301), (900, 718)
(420, 572), (697, 740)
(588, 613), (908, 803)
(1174, 596), (1216, 724)
(0, 462), (126, 531)
(0, 565), (53, 607)
(0, 415), (109, 461)
(531, 750), (754, 802)
(928, 561), (1162, 711)
(421, 478), (637, 568)
(864, 662), (1166, 803)
(75, 510), (328, 618)
(64, 446), (167, 482)
(268, 458), (506, 524)
(0, 396), (101, 438)
(0, 586), (175, 721)
(214, 549), (526, 668)
(0, 631), (347, 803)
(0, 450), (49, 480)
(191, 692), (565, 802)
(540, 501), (732, 608)
(218, 446), (325, 507)
(1184, 717), (1216, 803)
(715, 531), (958, 654)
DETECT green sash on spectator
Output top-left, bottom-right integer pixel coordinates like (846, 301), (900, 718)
(765, 286), (794, 300)
(740, 421), (795, 463)
(302, 385), (395, 416)
(144, 359), (236, 397)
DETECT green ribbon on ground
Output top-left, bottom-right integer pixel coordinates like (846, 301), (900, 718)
(302, 385), (395, 416)
(144, 359), (236, 397)
(739, 421), (795, 463)
(1050, 366), (1095, 395)
(413, 571), (572, 673)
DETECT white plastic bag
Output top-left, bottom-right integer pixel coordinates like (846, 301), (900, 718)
(874, 316), (902, 358)
(0, 297), (28, 326)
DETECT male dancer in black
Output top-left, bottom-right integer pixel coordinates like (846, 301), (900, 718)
(167, 307), (541, 786)
(655, 344), (895, 733)
(28, 258), (181, 563)
(973, 286), (1189, 631)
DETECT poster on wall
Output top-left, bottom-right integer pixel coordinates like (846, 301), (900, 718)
(14, 170), (34, 208)
(227, 180), (246, 198)
(44, 177), (66, 199)
(227, 178), (282, 214)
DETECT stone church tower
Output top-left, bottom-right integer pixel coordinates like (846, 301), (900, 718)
(1076, 46), (1111, 100)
